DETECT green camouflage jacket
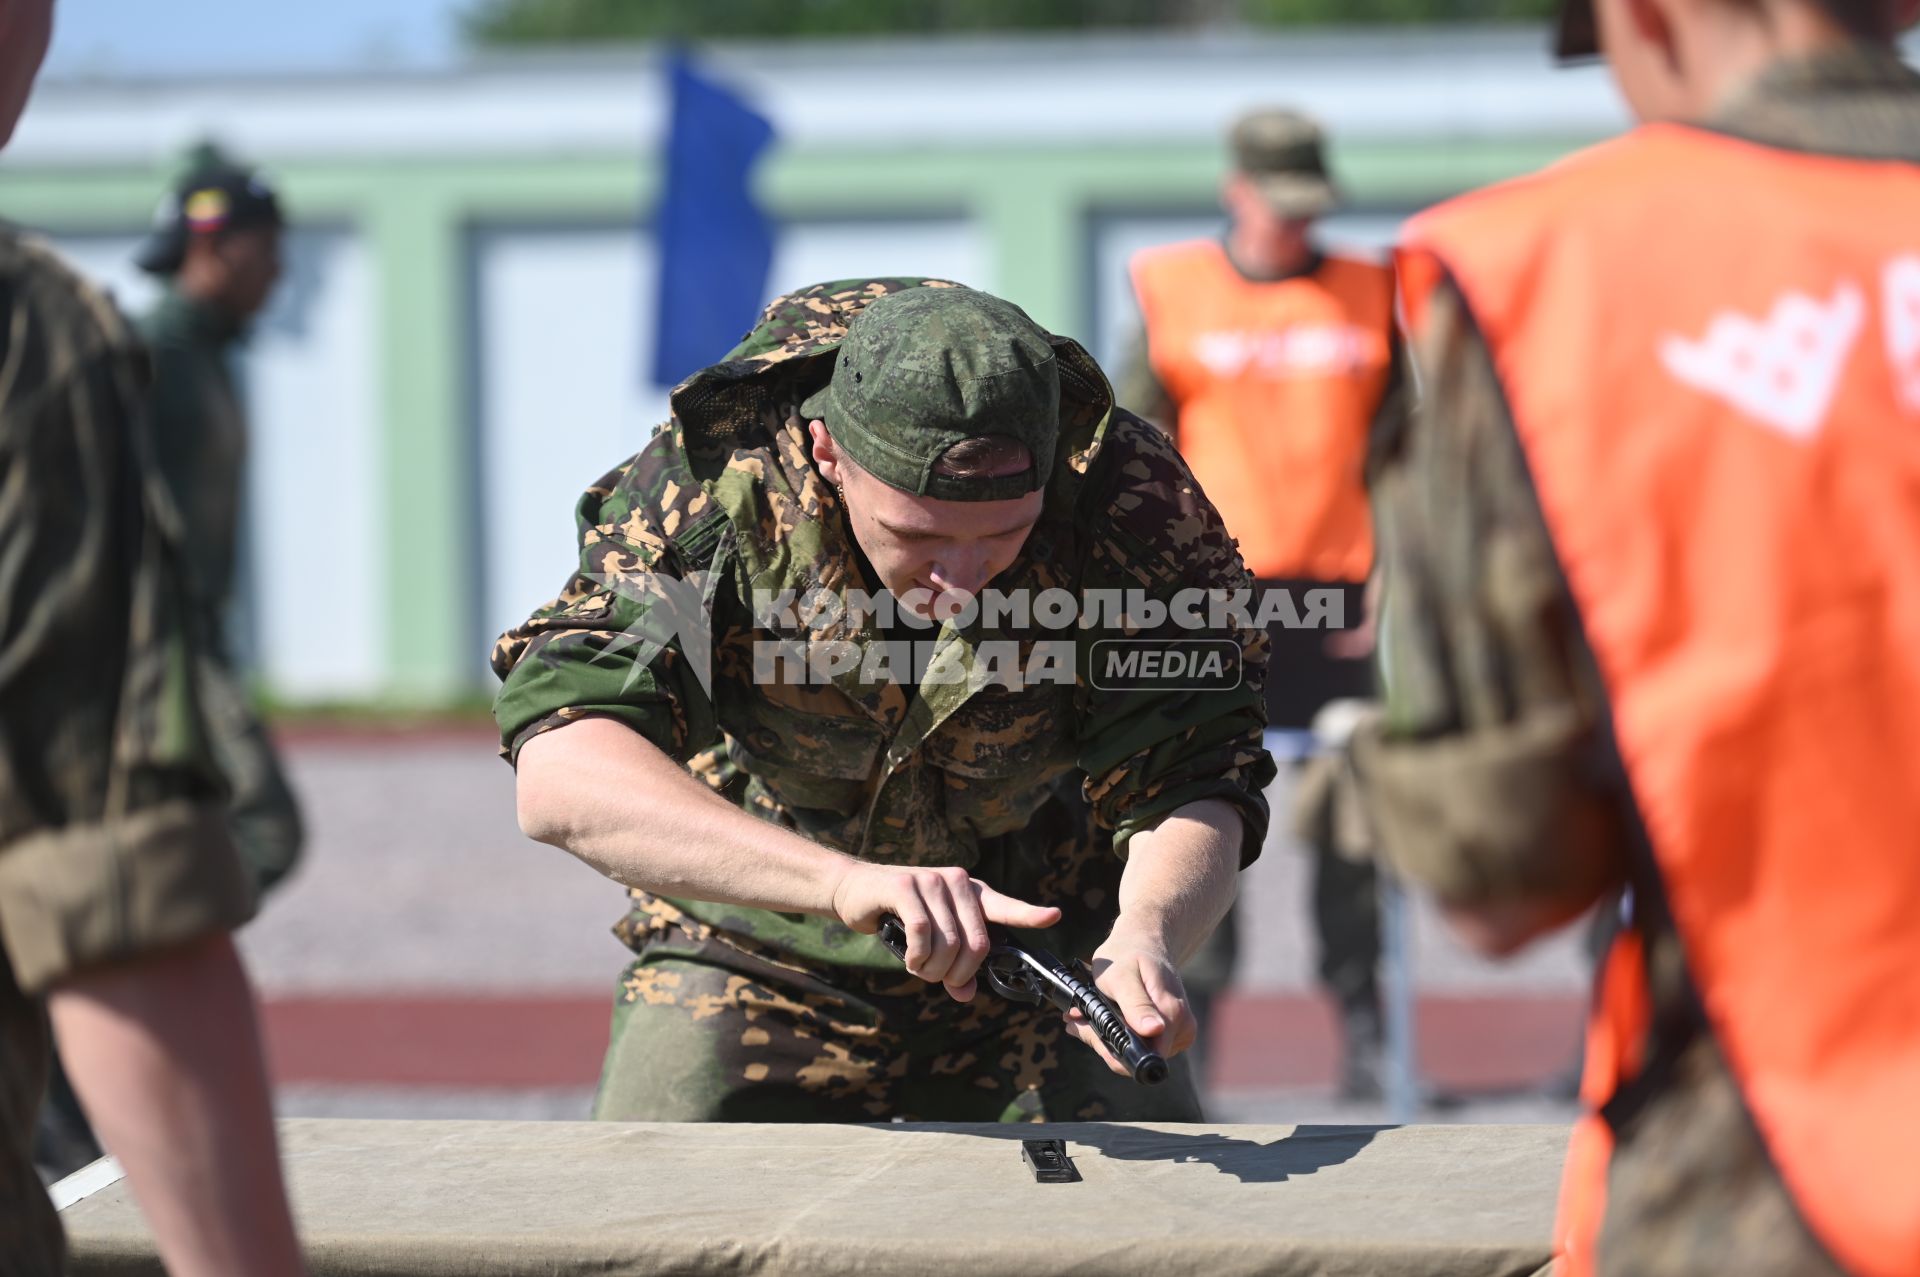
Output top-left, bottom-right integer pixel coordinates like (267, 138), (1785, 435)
(0, 227), (253, 990)
(494, 277), (1274, 970)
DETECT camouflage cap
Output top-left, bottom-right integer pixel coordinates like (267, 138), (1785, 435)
(1230, 107), (1339, 217)
(798, 287), (1057, 502)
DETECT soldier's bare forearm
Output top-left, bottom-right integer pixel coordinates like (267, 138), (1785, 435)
(514, 717), (857, 917)
(1106, 798), (1243, 965)
(1060, 799), (1242, 1067)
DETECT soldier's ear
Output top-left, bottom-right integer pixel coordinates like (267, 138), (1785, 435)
(1221, 172), (1255, 220)
(1624, 0), (1676, 67)
(809, 418), (843, 484)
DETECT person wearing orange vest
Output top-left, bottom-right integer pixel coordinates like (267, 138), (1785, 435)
(1123, 108), (1403, 1102)
(1355, 1), (1920, 1273)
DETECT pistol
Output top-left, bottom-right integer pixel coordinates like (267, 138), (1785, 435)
(876, 913), (1169, 1086)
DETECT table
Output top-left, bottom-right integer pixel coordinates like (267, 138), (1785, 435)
(59, 1119), (1567, 1277)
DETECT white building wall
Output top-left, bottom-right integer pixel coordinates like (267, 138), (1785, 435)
(17, 29), (1632, 701)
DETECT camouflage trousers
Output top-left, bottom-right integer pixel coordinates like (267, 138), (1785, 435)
(591, 921), (1203, 1124)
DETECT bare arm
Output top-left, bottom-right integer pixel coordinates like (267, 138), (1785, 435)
(1071, 797), (1243, 1067)
(49, 933), (305, 1277)
(1109, 797), (1242, 968)
(516, 715), (858, 915)
(514, 715), (1058, 998)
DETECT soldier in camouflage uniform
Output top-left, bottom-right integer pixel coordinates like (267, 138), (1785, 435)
(0, 2), (303, 1269)
(496, 280), (1274, 1122)
(1355, 1), (1920, 1272)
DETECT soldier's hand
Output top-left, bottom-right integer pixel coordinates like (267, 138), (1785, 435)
(1070, 931), (1197, 1075)
(831, 864), (1060, 1002)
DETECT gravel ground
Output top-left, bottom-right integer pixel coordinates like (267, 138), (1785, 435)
(239, 735), (631, 996)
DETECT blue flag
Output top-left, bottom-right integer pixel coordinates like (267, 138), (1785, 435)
(649, 51), (777, 389)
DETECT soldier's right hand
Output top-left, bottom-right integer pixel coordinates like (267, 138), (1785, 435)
(830, 864), (1060, 1002)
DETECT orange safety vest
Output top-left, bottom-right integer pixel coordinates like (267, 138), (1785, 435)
(1400, 124), (1920, 1277)
(1130, 240), (1393, 581)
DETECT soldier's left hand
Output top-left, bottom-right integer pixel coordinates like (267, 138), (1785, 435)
(1068, 932), (1197, 1075)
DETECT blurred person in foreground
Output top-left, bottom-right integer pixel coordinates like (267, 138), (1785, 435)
(1355, 0), (1920, 1273)
(1123, 109), (1400, 1099)
(497, 279), (1273, 1122)
(37, 143), (306, 1184)
(0, 2), (306, 1273)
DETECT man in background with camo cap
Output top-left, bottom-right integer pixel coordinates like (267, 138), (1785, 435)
(496, 278), (1274, 1122)
(134, 143), (304, 904)
(1125, 108), (1402, 1101)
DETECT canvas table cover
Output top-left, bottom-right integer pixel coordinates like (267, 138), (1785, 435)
(59, 1118), (1568, 1277)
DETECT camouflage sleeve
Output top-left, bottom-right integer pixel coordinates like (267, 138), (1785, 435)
(491, 428), (722, 765)
(1114, 316), (1176, 432)
(1353, 277), (1627, 908)
(0, 252), (253, 993)
(1074, 414), (1277, 866)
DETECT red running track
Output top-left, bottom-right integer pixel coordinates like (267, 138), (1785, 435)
(261, 990), (1584, 1094)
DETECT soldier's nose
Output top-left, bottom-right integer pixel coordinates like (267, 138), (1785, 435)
(928, 559), (988, 599)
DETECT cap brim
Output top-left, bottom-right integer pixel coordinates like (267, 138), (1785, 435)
(798, 384), (833, 423)
(1554, 0), (1600, 61)
(1249, 173), (1339, 218)
(133, 228), (187, 275)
